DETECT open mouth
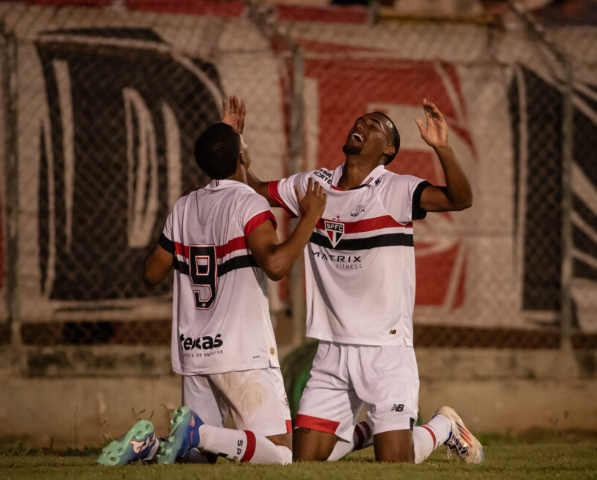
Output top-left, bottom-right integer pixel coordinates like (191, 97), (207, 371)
(351, 132), (365, 142)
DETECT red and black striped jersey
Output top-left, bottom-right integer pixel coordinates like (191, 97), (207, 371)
(160, 179), (279, 375)
(269, 165), (429, 346)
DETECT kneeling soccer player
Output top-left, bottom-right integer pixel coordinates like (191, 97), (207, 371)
(246, 97), (484, 464)
(98, 109), (326, 465)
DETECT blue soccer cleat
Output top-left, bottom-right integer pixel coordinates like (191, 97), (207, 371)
(156, 407), (204, 465)
(97, 419), (159, 465)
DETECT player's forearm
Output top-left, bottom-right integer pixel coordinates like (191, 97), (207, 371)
(262, 216), (318, 281)
(142, 245), (172, 285)
(433, 146), (473, 210)
(247, 169), (277, 207)
(142, 262), (169, 285)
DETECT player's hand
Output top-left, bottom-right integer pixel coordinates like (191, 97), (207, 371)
(415, 98), (448, 149)
(222, 95), (246, 134)
(295, 178), (327, 223)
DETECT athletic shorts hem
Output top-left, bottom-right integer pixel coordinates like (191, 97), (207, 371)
(306, 334), (413, 347)
(372, 420), (416, 436)
(173, 360), (274, 376)
(295, 414), (340, 435)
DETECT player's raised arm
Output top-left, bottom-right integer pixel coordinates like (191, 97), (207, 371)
(247, 178), (326, 281)
(415, 99), (473, 212)
(246, 168), (278, 207)
(221, 95), (280, 207)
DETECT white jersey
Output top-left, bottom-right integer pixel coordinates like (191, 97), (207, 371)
(269, 165), (429, 346)
(160, 179), (280, 375)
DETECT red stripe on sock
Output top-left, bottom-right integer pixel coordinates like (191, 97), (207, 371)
(285, 420), (293, 433)
(421, 425), (437, 448)
(359, 421), (372, 438)
(354, 424), (365, 450)
(241, 430), (256, 462)
(295, 414), (340, 434)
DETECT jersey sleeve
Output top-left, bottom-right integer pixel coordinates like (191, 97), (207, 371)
(267, 172), (312, 217)
(382, 174), (431, 223)
(240, 193), (277, 238)
(158, 210), (175, 254)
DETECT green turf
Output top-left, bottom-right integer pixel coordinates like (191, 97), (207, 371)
(1, 440), (596, 480)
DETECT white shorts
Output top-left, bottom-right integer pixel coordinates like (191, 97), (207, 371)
(182, 367), (292, 438)
(296, 341), (419, 442)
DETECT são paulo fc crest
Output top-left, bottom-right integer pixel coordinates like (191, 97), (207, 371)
(324, 220), (344, 248)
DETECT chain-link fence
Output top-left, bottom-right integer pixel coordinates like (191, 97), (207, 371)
(1, 0), (596, 361)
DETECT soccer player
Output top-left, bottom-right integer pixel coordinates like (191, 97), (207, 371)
(241, 97), (484, 464)
(98, 118), (326, 466)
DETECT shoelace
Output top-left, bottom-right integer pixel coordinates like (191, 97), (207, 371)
(446, 429), (470, 459)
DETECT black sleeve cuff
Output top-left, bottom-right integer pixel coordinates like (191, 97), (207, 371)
(412, 181), (431, 221)
(158, 233), (175, 254)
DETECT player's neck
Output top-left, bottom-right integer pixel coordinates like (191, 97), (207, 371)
(228, 165), (248, 185)
(337, 156), (383, 190)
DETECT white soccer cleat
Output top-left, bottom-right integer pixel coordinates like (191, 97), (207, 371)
(434, 406), (484, 464)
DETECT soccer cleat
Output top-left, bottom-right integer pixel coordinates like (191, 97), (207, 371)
(434, 406), (484, 464)
(97, 419), (159, 465)
(156, 407), (204, 465)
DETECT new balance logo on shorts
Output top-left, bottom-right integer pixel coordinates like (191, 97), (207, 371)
(390, 404), (404, 412)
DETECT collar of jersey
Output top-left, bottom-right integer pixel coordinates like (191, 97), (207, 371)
(204, 178), (255, 192)
(330, 164), (386, 191)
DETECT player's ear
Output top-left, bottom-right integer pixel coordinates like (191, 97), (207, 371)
(384, 144), (395, 157)
(239, 143), (251, 170)
(239, 150), (247, 166)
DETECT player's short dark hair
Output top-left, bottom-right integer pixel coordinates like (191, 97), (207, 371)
(194, 123), (241, 179)
(373, 112), (401, 165)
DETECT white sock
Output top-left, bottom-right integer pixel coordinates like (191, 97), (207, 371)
(198, 424), (291, 465)
(327, 420), (374, 461)
(413, 414), (451, 464)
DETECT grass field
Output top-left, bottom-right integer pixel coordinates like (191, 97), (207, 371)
(2, 435), (597, 480)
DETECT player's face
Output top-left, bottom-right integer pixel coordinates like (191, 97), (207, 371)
(343, 113), (393, 159)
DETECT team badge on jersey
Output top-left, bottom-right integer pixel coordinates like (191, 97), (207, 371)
(324, 220), (345, 248)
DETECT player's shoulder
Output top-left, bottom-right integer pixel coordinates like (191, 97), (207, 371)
(171, 191), (194, 212)
(235, 184), (272, 212)
(377, 171), (424, 188)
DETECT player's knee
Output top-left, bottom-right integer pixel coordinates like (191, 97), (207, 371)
(293, 428), (336, 462)
(376, 451), (415, 463)
(374, 430), (415, 463)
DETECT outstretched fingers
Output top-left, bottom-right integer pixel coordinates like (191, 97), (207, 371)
(424, 98), (445, 122)
(296, 178), (327, 220)
(415, 117), (425, 135)
(221, 95), (246, 133)
(238, 99), (246, 134)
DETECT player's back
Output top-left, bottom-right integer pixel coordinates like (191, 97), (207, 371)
(161, 179), (279, 375)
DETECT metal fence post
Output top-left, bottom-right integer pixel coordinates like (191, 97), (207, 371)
(289, 45), (306, 346)
(560, 60), (574, 350)
(2, 26), (22, 353)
